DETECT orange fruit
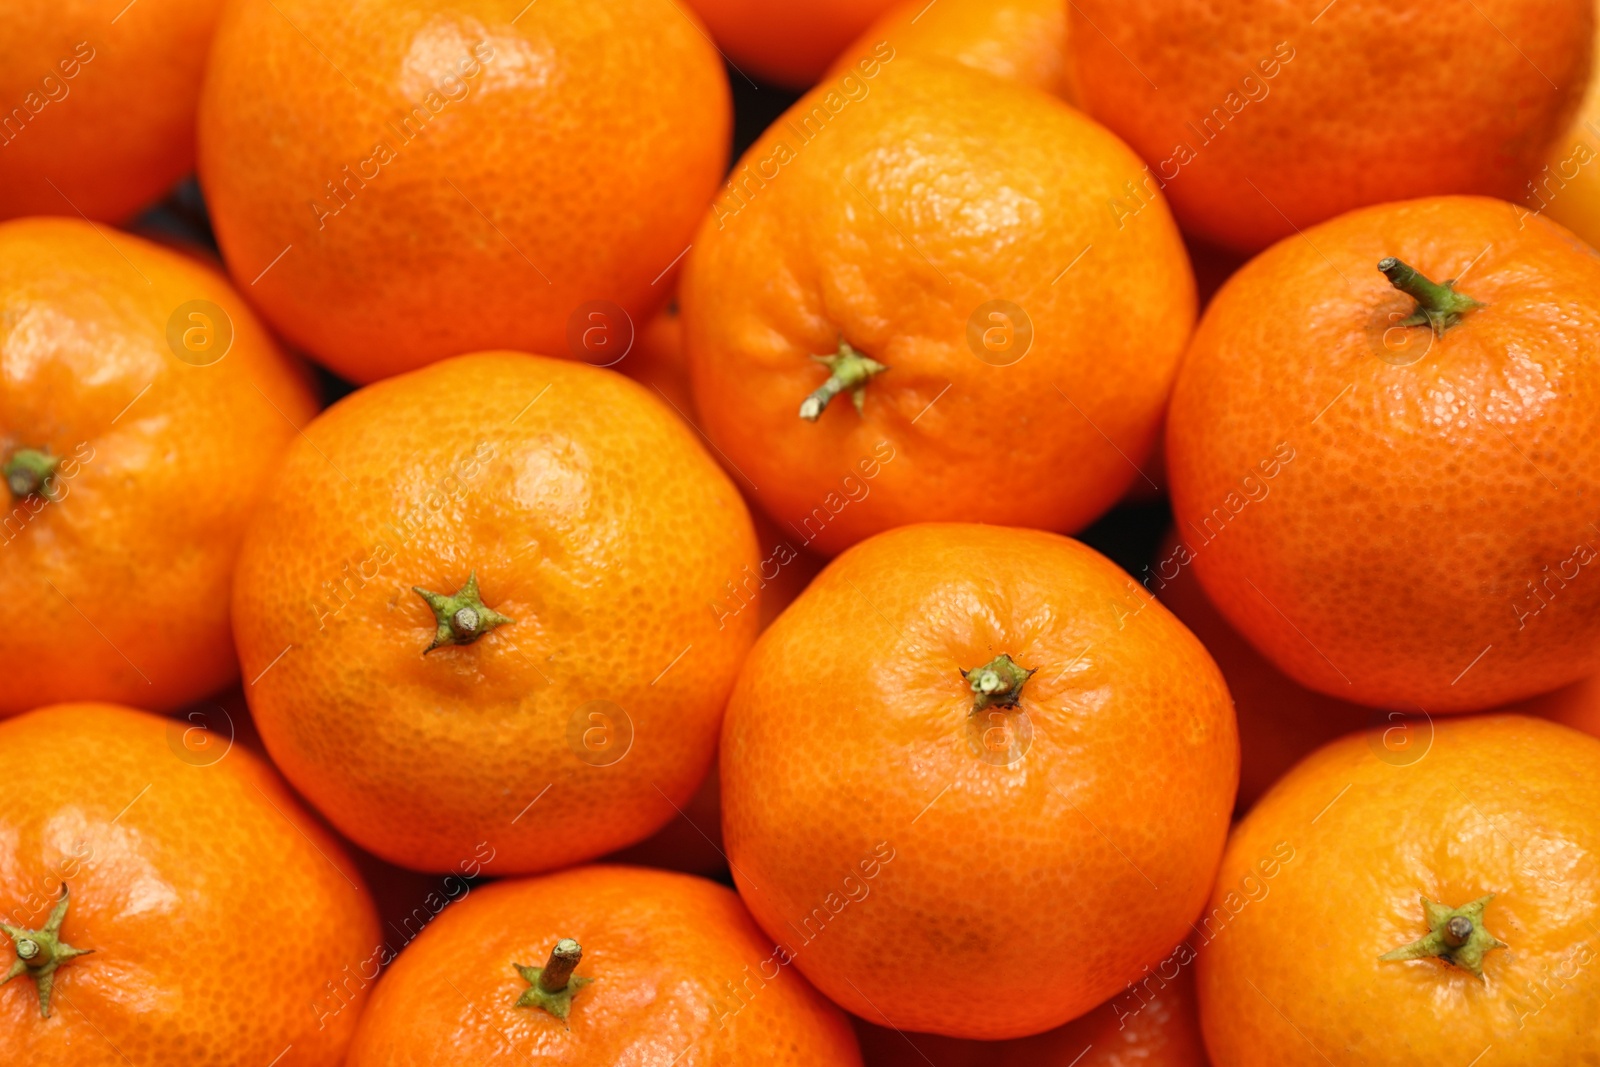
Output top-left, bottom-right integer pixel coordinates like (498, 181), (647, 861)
(1197, 714), (1600, 1065)
(721, 522), (1237, 1039)
(346, 865), (863, 1065)
(686, 0), (899, 88)
(1068, 1), (1593, 252)
(0, 1), (224, 221)
(683, 60), (1194, 556)
(829, 0), (1072, 100)
(0, 702), (379, 1064)
(232, 352), (760, 874)
(853, 958), (1208, 1065)
(0, 217), (317, 717)
(1529, 19), (1600, 248)
(1167, 196), (1600, 712)
(617, 305), (694, 417)
(1149, 528), (1372, 812)
(197, 0), (730, 384)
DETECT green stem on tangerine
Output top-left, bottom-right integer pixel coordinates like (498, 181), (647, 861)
(1377, 257), (1485, 338)
(1379, 895), (1506, 979)
(798, 340), (888, 422)
(412, 571), (514, 653)
(514, 939), (594, 1024)
(4, 448), (61, 501)
(962, 654), (1035, 712)
(0, 884), (94, 1019)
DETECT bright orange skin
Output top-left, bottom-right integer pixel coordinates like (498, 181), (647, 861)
(1069, 1), (1592, 253)
(685, 0), (899, 88)
(854, 961), (1207, 1066)
(722, 523), (1238, 1039)
(0, 1), (224, 221)
(684, 60), (1195, 556)
(0, 703), (380, 1066)
(829, 0), (1072, 101)
(1197, 715), (1600, 1066)
(233, 352), (760, 874)
(1150, 528), (1372, 813)
(0, 217), (317, 717)
(346, 865), (863, 1065)
(1168, 196), (1600, 713)
(197, 0), (730, 384)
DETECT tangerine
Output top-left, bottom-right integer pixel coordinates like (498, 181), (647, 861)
(1069, 0), (1592, 252)
(1167, 196), (1600, 711)
(0, 0), (224, 220)
(0, 217), (317, 716)
(721, 522), (1237, 1038)
(232, 352), (760, 874)
(1197, 714), (1600, 1065)
(198, 0), (730, 382)
(346, 865), (863, 1065)
(0, 702), (379, 1065)
(683, 59), (1194, 555)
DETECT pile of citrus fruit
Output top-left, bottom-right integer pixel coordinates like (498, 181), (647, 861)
(4, 1), (1600, 1063)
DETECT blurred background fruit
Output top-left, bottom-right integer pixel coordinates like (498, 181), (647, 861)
(233, 353), (760, 874)
(1532, 17), (1600, 247)
(1149, 528), (1372, 813)
(1198, 715), (1600, 1066)
(346, 865), (863, 1065)
(0, 0), (225, 221)
(853, 959), (1208, 1065)
(197, 0), (730, 382)
(686, 0), (900, 88)
(0, 702), (379, 1065)
(830, 0), (1072, 100)
(684, 60), (1193, 555)
(0, 218), (316, 716)
(1168, 196), (1600, 712)
(722, 523), (1236, 1038)
(1069, 0), (1593, 252)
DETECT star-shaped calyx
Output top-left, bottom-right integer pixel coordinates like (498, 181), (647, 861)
(412, 571), (514, 653)
(798, 340), (888, 421)
(1, 884), (93, 1018)
(1379, 895), (1506, 978)
(514, 938), (593, 1024)
(961, 654), (1035, 712)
